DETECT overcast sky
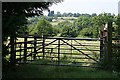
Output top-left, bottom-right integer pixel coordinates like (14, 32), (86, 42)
(44, 0), (120, 15)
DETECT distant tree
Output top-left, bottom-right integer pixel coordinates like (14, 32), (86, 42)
(73, 13), (77, 17)
(56, 11), (61, 17)
(91, 13), (97, 17)
(67, 13), (73, 17)
(79, 27), (93, 37)
(62, 12), (67, 17)
(37, 19), (56, 37)
(93, 13), (114, 26)
(115, 16), (120, 35)
(57, 21), (78, 37)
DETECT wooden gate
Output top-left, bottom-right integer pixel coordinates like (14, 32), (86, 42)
(13, 35), (101, 68)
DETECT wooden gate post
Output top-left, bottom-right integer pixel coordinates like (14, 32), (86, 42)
(42, 36), (45, 59)
(100, 38), (103, 63)
(107, 21), (112, 65)
(34, 33), (37, 60)
(102, 21), (112, 69)
(58, 39), (60, 65)
(10, 36), (16, 65)
(24, 33), (27, 63)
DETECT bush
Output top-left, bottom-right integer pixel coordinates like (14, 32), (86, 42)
(112, 43), (120, 76)
(79, 28), (93, 37)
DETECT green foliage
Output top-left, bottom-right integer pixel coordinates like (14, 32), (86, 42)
(112, 17), (120, 75)
(112, 44), (120, 76)
(52, 13), (115, 38)
(79, 28), (93, 37)
(57, 21), (78, 37)
(61, 25), (78, 37)
(72, 13), (115, 38)
(37, 19), (57, 37)
(2, 2), (63, 66)
(115, 16), (120, 35)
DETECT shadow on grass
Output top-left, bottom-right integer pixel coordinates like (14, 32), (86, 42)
(2, 63), (119, 78)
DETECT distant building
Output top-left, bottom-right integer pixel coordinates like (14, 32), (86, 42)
(118, 1), (120, 15)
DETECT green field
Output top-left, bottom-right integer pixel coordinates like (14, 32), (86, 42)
(50, 17), (77, 25)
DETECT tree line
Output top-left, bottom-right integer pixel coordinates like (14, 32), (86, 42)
(48, 11), (97, 17)
(26, 13), (118, 38)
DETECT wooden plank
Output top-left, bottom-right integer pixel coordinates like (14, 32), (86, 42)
(17, 35), (100, 41)
(45, 48), (100, 51)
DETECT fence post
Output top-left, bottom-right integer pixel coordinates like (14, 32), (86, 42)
(10, 36), (16, 66)
(58, 39), (60, 65)
(24, 33), (27, 63)
(42, 36), (45, 59)
(102, 21), (112, 69)
(107, 21), (112, 66)
(103, 35), (108, 65)
(100, 38), (103, 63)
(34, 33), (37, 61)
(71, 40), (72, 58)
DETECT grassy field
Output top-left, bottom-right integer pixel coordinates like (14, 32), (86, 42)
(50, 17), (77, 25)
(3, 64), (119, 78)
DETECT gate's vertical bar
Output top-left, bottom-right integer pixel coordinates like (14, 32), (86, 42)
(24, 34), (27, 63)
(107, 21), (112, 65)
(42, 36), (45, 59)
(20, 44), (22, 63)
(58, 39), (60, 65)
(10, 36), (16, 65)
(71, 40), (72, 58)
(34, 34), (37, 61)
(100, 38), (103, 63)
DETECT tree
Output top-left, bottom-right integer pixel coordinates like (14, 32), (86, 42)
(57, 21), (78, 37)
(91, 13), (97, 17)
(2, 1), (63, 66)
(56, 11), (61, 17)
(37, 19), (56, 37)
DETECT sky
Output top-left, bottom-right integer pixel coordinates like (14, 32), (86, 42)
(44, 0), (120, 15)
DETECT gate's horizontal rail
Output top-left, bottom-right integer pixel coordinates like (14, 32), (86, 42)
(17, 35), (101, 41)
(44, 48), (100, 51)
(32, 55), (98, 60)
(17, 62), (101, 68)
(46, 44), (100, 47)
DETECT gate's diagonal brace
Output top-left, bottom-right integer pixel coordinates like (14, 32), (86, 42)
(74, 40), (98, 58)
(36, 39), (57, 51)
(16, 39), (58, 62)
(61, 39), (99, 63)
